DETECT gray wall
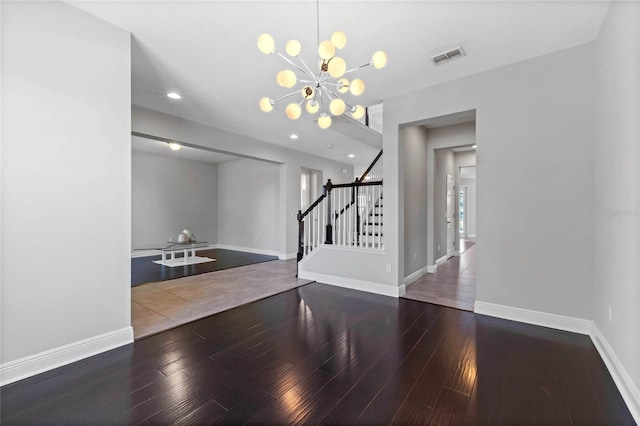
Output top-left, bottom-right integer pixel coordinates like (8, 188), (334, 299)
(132, 151), (218, 248)
(385, 42), (595, 319)
(434, 149), (455, 260)
(402, 126), (429, 277)
(1, 1), (131, 369)
(593, 0), (640, 408)
(217, 159), (280, 253)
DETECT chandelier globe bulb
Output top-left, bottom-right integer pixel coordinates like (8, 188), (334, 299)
(306, 100), (320, 114)
(337, 78), (350, 94)
(286, 40), (302, 57)
(277, 70), (297, 88)
(328, 57), (346, 78)
(257, 33), (275, 54)
(331, 31), (347, 50)
(285, 103), (302, 120)
(350, 78), (365, 96)
(318, 113), (332, 129)
(259, 97), (274, 112)
(371, 51), (388, 69)
(318, 40), (336, 60)
(351, 105), (365, 119)
(329, 98), (346, 116)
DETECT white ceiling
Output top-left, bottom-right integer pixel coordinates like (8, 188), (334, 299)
(70, 0), (610, 165)
(132, 135), (241, 164)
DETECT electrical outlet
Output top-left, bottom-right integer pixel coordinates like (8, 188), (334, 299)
(254, 237), (258, 243)
(608, 305), (612, 322)
(385, 264), (391, 273)
(437, 244), (440, 251)
(413, 253), (417, 262)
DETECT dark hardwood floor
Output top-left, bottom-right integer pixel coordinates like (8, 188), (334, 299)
(132, 248), (278, 287)
(1, 283), (634, 425)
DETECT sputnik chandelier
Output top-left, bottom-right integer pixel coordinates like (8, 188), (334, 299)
(256, 6), (387, 130)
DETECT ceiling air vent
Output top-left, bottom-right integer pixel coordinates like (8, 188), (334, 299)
(431, 46), (466, 66)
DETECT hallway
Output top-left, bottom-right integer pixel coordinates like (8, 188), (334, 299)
(403, 241), (476, 311)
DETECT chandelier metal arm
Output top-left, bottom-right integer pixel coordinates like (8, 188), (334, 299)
(326, 88), (349, 106)
(318, 88), (326, 112)
(275, 51), (312, 78)
(273, 90), (301, 103)
(298, 56), (318, 81)
(319, 72), (331, 85)
(345, 63), (371, 74)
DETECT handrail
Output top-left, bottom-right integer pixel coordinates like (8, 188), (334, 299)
(358, 149), (383, 183)
(299, 193), (326, 221)
(332, 180), (383, 189)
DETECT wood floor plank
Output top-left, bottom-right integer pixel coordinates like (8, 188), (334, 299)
(403, 320), (469, 409)
(429, 387), (471, 424)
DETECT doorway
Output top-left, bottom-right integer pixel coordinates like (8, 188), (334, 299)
(458, 165), (476, 253)
(300, 167), (322, 211)
(446, 174), (455, 258)
(400, 113), (477, 312)
(459, 186), (467, 238)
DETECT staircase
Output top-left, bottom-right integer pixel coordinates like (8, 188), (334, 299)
(360, 194), (383, 248)
(297, 150), (383, 270)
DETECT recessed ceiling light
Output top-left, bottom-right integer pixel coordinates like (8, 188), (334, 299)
(472, 145), (477, 148)
(348, 154), (355, 158)
(327, 144), (333, 149)
(168, 142), (182, 151)
(167, 92), (181, 100)
(290, 134), (299, 140)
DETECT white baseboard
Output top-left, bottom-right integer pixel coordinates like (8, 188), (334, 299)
(0, 327), (133, 386)
(473, 301), (592, 335)
(214, 244), (279, 257)
(279, 252), (297, 260)
(404, 265), (429, 286)
(299, 270), (405, 298)
(590, 323), (640, 423)
(427, 255), (449, 273)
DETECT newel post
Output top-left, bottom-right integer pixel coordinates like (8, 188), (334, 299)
(324, 179), (333, 244)
(296, 210), (303, 277)
(354, 178), (361, 245)
(296, 210), (304, 262)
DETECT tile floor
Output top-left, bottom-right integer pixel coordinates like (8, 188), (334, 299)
(402, 241), (476, 311)
(132, 259), (312, 339)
